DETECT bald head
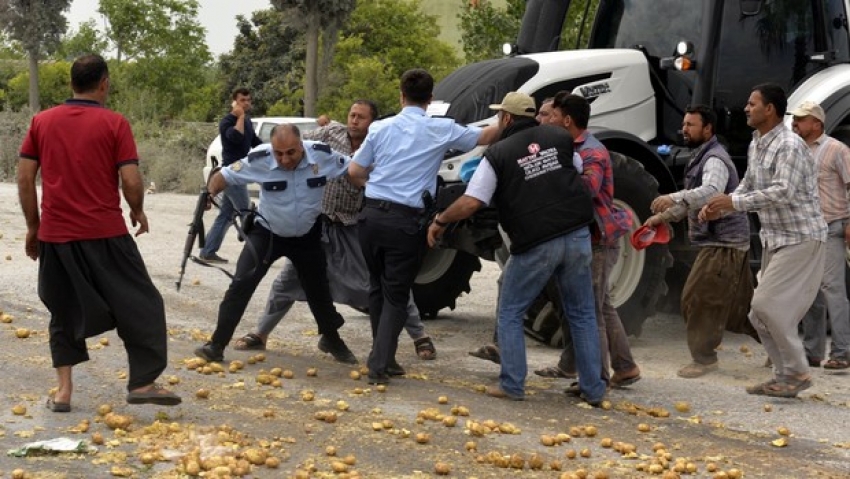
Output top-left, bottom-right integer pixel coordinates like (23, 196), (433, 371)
(270, 123), (304, 170)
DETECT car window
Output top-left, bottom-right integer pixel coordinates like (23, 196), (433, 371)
(257, 121), (319, 143)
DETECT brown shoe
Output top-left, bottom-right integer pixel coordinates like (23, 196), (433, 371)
(677, 362), (718, 378)
(484, 385), (524, 401)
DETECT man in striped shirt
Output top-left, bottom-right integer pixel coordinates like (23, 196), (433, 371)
(703, 83), (827, 398)
(791, 100), (850, 370)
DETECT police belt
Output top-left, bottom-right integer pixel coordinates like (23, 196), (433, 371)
(363, 197), (424, 216)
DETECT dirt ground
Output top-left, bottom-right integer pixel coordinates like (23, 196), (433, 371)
(1, 183), (850, 479)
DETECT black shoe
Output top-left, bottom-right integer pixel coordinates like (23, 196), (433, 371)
(198, 253), (228, 264)
(318, 336), (358, 364)
(194, 342), (224, 362)
(367, 373), (390, 385)
(386, 360), (406, 376)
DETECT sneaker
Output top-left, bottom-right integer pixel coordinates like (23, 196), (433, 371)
(317, 336), (358, 364)
(194, 342), (224, 362)
(198, 253), (228, 264)
(677, 362), (718, 378)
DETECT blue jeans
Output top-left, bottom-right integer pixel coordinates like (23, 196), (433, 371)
(201, 183), (250, 257)
(497, 228), (605, 401)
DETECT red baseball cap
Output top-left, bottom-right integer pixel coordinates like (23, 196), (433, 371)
(630, 223), (671, 250)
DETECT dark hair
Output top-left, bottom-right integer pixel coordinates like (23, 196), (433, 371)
(71, 54), (109, 93)
(552, 92), (590, 129)
(231, 88), (251, 100)
(353, 99), (379, 120)
(752, 83), (787, 117)
(400, 69), (433, 104)
(270, 123), (301, 139)
(685, 104), (717, 133)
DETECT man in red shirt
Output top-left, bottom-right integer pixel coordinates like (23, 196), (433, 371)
(17, 54), (180, 412)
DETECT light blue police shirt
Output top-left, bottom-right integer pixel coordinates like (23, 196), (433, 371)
(221, 141), (349, 237)
(352, 106), (482, 208)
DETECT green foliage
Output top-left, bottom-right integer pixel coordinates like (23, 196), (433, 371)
(6, 61), (71, 110)
(54, 19), (108, 60)
(318, 0), (461, 120)
(96, 0), (213, 121)
(0, 0), (70, 56)
(219, 9), (307, 116)
(458, 0), (600, 62)
(458, 0), (523, 63)
(133, 120), (215, 193)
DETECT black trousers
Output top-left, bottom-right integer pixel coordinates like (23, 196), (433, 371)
(38, 236), (167, 391)
(357, 205), (426, 374)
(212, 222), (344, 347)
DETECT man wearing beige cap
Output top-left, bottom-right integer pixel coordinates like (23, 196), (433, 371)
(791, 100), (850, 370)
(427, 91), (605, 406)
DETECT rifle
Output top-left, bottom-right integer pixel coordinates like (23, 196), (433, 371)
(176, 188), (210, 291)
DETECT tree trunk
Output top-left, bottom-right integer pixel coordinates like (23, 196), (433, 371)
(27, 50), (40, 112)
(318, 23), (340, 99)
(303, 8), (320, 117)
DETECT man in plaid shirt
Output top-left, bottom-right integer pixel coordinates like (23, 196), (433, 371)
(234, 101), (436, 365)
(703, 83), (827, 398)
(534, 92), (640, 389)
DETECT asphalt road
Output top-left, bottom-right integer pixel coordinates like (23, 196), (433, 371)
(1, 183), (849, 478)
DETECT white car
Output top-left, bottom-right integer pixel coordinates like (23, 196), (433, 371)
(203, 116), (319, 184)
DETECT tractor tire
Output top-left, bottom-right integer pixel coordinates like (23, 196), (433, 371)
(413, 248), (481, 318)
(523, 152), (672, 346)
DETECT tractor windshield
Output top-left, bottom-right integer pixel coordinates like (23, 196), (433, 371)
(590, 0), (703, 58)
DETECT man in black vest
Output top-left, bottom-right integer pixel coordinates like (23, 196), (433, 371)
(427, 92), (606, 405)
(646, 105), (757, 378)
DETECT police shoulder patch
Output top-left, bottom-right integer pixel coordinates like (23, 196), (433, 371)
(231, 160), (243, 172)
(312, 142), (331, 154)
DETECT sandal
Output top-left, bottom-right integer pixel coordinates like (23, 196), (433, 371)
(746, 378), (779, 396)
(534, 366), (576, 379)
(762, 377), (812, 398)
(414, 337), (437, 360)
(468, 344), (500, 364)
(823, 358), (850, 370)
(234, 333), (266, 351)
(46, 397), (71, 413)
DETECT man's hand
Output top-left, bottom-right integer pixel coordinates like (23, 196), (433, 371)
(129, 210), (150, 236)
(644, 215), (664, 227)
(844, 222), (850, 244)
(231, 101), (245, 118)
(24, 227), (38, 260)
(699, 204), (720, 222)
(703, 194), (733, 222)
(427, 222), (445, 248)
(651, 195), (675, 213)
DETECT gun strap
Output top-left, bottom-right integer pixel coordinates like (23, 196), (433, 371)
(188, 256), (236, 279)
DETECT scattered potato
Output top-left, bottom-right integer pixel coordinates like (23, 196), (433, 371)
(195, 389), (210, 399)
(15, 328), (30, 338)
(99, 337), (110, 346)
(306, 367), (318, 377)
(283, 369), (295, 379)
(12, 469), (25, 479)
(350, 370), (361, 380)
(638, 423), (651, 432)
(438, 395), (449, 404)
(326, 445), (337, 456)
(674, 401), (690, 413)
(435, 462), (451, 475)
(265, 456), (280, 468)
(777, 426), (790, 436)
(11, 404), (26, 416)
(415, 433), (430, 444)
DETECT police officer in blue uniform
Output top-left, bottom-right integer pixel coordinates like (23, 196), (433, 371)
(348, 69), (502, 383)
(195, 124), (358, 364)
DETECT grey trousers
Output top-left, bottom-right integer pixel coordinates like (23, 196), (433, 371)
(751, 240), (824, 378)
(255, 221), (425, 340)
(801, 219), (850, 361)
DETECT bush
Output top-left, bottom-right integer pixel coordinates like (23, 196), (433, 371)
(0, 111), (216, 193)
(0, 110), (33, 181)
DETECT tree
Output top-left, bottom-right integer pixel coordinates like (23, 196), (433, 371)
(6, 60), (71, 110)
(459, 0), (600, 62)
(0, 0), (71, 111)
(55, 19), (108, 61)
(270, 0), (355, 117)
(219, 9), (307, 116)
(97, 0), (212, 120)
(318, 0), (461, 120)
(458, 0), (523, 63)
